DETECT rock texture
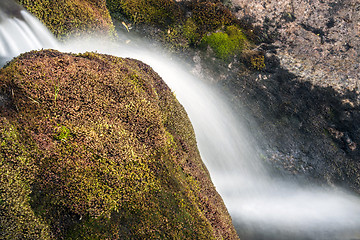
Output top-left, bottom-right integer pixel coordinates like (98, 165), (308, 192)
(223, 0), (360, 191)
(225, 61), (360, 190)
(0, 50), (238, 239)
(232, 0), (360, 93)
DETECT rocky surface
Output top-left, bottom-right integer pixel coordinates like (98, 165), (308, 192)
(223, 58), (360, 191)
(0, 50), (238, 239)
(232, 0), (360, 93)
(222, 0), (360, 191)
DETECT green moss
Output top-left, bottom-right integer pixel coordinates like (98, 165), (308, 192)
(0, 119), (51, 239)
(202, 32), (232, 59)
(54, 125), (71, 142)
(0, 50), (238, 239)
(105, 0), (254, 53)
(183, 18), (200, 45)
(17, 0), (115, 40)
(106, 0), (181, 27)
(202, 25), (250, 60)
(250, 54), (266, 71)
(163, 25), (185, 48)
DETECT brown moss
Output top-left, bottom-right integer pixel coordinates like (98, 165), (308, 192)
(17, 0), (115, 40)
(106, 0), (182, 28)
(190, 1), (234, 37)
(0, 50), (238, 239)
(241, 50), (266, 71)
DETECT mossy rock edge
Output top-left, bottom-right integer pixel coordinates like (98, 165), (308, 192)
(17, 0), (115, 40)
(0, 50), (239, 239)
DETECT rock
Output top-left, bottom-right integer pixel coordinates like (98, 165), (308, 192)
(232, 0), (360, 93)
(17, 0), (115, 39)
(0, 50), (238, 239)
(223, 45), (360, 193)
(225, 0), (360, 192)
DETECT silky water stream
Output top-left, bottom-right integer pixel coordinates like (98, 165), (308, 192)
(0, 0), (57, 66)
(1, 2), (360, 239)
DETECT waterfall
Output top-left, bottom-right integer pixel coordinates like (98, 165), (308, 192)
(64, 38), (360, 240)
(1, 2), (360, 239)
(0, 0), (57, 66)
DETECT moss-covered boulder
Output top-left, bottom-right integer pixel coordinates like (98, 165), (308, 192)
(17, 0), (115, 40)
(0, 50), (238, 239)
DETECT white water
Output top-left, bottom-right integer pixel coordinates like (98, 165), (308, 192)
(1, 4), (360, 239)
(0, 6), (57, 66)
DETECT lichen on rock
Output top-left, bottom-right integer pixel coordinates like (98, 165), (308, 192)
(0, 50), (238, 239)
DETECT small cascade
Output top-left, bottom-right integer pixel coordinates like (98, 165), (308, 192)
(0, 0), (57, 66)
(1, 2), (360, 239)
(62, 37), (360, 240)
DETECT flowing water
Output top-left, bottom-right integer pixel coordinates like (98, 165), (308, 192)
(1, 2), (360, 239)
(0, 1), (57, 66)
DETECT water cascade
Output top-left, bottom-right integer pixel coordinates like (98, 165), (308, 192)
(1, 2), (360, 239)
(0, 0), (57, 66)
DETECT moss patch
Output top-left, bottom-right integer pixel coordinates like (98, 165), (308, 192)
(17, 0), (115, 40)
(201, 25), (250, 60)
(106, 0), (254, 55)
(106, 0), (182, 27)
(0, 119), (51, 239)
(0, 50), (238, 239)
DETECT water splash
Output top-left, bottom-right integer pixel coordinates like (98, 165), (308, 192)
(1, 3), (360, 239)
